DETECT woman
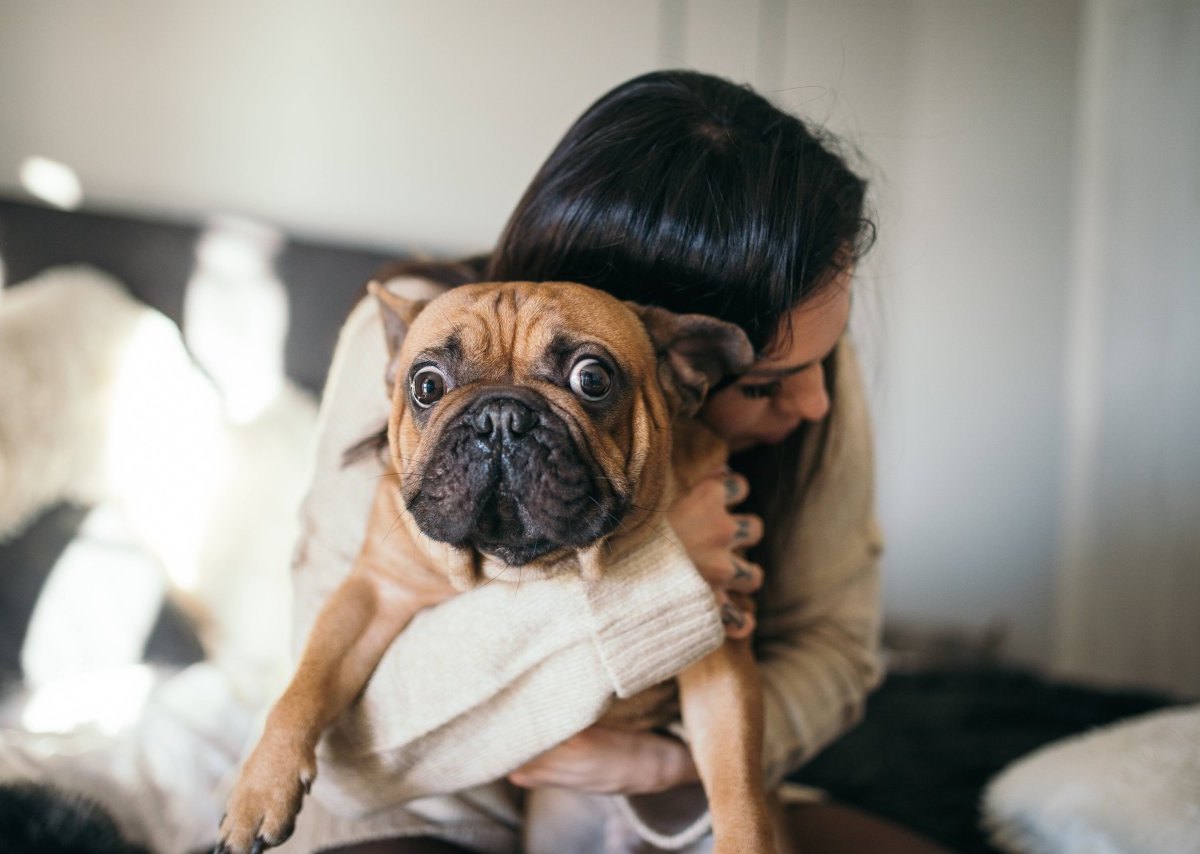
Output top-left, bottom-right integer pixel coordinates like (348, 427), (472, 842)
(491, 67), (875, 799)
(289, 71), (944, 853)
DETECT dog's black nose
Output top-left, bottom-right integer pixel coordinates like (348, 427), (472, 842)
(471, 397), (538, 439)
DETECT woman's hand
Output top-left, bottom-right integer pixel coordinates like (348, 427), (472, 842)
(508, 726), (698, 794)
(668, 470), (764, 638)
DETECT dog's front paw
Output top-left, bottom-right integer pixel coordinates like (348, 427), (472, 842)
(216, 737), (316, 854)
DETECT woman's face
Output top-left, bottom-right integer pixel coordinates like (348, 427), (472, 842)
(699, 272), (852, 453)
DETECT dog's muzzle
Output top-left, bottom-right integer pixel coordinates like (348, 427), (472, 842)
(405, 387), (625, 565)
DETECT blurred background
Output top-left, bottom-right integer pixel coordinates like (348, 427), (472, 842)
(0, 0), (1196, 697)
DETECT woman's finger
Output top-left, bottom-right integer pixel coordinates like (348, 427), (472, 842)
(730, 514), (764, 548)
(716, 590), (756, 640)
(721, 473), (750, 507)
(727, 591), (757, 618)
(727, 557), (763, 594)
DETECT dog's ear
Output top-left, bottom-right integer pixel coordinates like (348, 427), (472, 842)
(368, 280), (429, 389)
(629, 303), (755, 417)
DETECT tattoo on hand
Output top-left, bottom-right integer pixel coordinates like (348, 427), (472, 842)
(733, 559), (751, 581)
(721, 603), (745, 629)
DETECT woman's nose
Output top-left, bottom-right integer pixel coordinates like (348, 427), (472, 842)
(775, 366), (830, 422)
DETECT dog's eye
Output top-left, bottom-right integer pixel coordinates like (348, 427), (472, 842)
(410, 366), (448, 408)
(569, 358), (612, 401)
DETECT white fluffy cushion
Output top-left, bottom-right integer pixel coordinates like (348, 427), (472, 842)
(983, 704), (1200, 854)
(0, 266), (149, 537)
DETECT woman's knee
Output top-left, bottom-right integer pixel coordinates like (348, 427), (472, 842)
(781, 801), (950, 854)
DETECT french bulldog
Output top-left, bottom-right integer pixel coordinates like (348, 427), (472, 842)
(217, 281), (774, 854)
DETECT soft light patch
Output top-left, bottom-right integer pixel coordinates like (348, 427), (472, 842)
(103, 310), (231, 592)
(19, 156), (84, 210)
(20, 506), (166, 688)
(184, 215), (289, 424)
(20, 664), (156, 736)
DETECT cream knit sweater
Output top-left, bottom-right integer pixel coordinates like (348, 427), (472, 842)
(278, 277), (883, 852)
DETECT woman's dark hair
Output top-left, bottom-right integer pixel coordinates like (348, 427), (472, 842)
(373, 70), (875, 560)
(488, 69), (873, 353)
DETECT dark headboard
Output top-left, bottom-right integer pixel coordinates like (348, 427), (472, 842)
(0, 196), (408, 394)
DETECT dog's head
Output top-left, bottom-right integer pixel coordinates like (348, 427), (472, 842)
(371, 280), (751, 585)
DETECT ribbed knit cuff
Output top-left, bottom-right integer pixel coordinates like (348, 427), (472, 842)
(585, 527), (724, 698)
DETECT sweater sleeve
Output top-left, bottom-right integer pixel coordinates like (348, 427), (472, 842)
(290, 279), (724, 817)
(754, 339), (886, 787)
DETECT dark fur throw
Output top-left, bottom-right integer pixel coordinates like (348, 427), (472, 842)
(0, 781), (148, 854)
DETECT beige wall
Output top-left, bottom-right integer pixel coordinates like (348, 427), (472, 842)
(0, 0), (666, 251)
(0, 1), (1088, 666)
(871, 1), (1080, 662)
(1054, 0), (1200, 696)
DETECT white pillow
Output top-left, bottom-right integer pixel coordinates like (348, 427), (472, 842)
(983, 704), (1200, 854)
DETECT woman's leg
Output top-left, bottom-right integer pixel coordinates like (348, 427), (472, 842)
(780, 801), (950, 854)
(321, 838), (474, 854)
(323, 801), (949, 854)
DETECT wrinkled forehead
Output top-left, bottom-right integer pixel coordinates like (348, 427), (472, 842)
(402, 281), (653, 372)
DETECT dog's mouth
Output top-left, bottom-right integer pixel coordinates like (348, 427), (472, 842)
(467, 491), (557, 566)
(403, 390), (626, 566)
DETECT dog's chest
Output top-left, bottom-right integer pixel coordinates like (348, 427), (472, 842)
(599, 680), (681, 731)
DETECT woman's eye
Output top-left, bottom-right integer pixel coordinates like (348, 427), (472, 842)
(410, 366), (448, 408)
(739, 381), (781, 400)
(569, 358), (613, 401)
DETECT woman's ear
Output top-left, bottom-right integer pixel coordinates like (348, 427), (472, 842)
(627, 302), (754, 416)
(368, 280), (429, 390)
